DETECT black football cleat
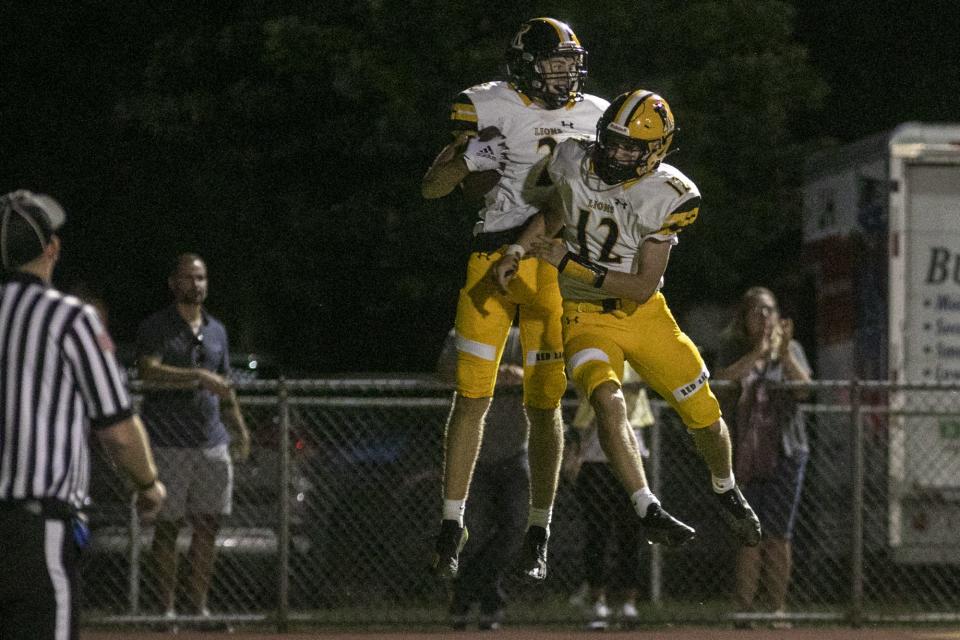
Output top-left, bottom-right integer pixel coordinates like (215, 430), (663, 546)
(715, 485), (762, 546)
(519, 525), (549, 580)
(639, 503), (697, 546)
(431, 519), (468, 578)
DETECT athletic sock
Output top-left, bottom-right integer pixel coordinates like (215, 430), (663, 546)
(443, 499), (465, 527)
(712, 472), (736, 494)
(631, 486), (660, 518)
(527, 506), (552, 535)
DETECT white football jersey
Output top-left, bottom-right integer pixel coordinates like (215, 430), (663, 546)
(545, 138), (702, 301)
(451, 81), (608, 233)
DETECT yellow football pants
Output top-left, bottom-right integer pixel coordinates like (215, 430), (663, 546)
(562, 292), (721, 428)
(453, 249), (566, 409)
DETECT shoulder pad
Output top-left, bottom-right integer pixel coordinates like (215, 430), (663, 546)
(580, 93), (611, 112)
(460, 81), (513, 101)
(656, 196), (702, 235)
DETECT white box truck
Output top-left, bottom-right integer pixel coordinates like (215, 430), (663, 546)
(803, 123), (960, 563)
(887, 124), (960, 562)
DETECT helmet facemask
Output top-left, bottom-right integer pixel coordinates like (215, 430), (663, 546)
(592, 91), (675, 184)
(507, 18), (588, 110)
(526, 48), (587, 109)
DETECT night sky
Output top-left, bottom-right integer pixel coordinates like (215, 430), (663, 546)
(792, 2), (960, 142)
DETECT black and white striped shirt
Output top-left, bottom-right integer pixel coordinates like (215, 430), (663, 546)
(0, 271), (132, 509)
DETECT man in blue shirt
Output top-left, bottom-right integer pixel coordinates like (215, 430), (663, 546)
(137, 253), (250, 621)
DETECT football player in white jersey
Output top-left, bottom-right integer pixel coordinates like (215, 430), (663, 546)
(493, 90), (763, 548)
(421, 17), (609, 581)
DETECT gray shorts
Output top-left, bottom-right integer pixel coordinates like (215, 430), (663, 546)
(154, 444), (233, 520)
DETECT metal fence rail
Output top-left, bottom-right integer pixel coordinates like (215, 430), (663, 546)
(80, 379), (960, 630)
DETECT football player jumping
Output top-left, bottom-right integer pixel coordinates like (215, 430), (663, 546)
(493, 89), (763, 548)
(422, 17), (609, 581)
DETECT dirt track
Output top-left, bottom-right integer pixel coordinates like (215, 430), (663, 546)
(84, 624), (960, 639)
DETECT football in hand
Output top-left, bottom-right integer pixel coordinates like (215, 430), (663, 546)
(461, 170), (501, 200)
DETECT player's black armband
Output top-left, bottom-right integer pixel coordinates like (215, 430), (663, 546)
(557, 252), (608, 288)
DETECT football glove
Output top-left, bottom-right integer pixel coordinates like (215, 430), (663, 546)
(462, 131), (508, 173)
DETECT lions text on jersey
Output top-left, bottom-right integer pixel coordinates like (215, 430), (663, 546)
(450, 81), (608, 233)
(545, 138), (702, 302)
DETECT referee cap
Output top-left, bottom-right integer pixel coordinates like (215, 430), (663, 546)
(1, 189), (67, 269)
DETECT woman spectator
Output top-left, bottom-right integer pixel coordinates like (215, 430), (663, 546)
(715, 287), (812, 626)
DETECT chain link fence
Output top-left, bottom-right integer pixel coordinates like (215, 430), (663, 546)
(79, 379), (960, 630)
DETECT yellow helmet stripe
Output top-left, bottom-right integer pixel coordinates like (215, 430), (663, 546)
(535, 16), (581, 45)
(612, 90), (654, 129)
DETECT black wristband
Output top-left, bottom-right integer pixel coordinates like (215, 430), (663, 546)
(135, 476), (158, 492)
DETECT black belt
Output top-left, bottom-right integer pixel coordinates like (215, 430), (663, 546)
(0, 498), (76, 520)
(564, 298), (633, 314)
(600, 298), (622, 312)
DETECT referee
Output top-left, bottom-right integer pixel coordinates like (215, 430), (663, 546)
(0, 190), (166, 640)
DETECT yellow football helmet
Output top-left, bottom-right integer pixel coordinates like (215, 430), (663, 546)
(592, 90), (675, 183)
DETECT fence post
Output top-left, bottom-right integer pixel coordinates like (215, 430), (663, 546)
(128, 495), (141, 614)
(850, 377), (864, 627)
(277, 378), (290, 632)
(648, 418), (663, 606)
(128, 394), (142, 614)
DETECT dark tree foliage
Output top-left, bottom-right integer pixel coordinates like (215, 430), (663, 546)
(21, 0), (956, 373)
